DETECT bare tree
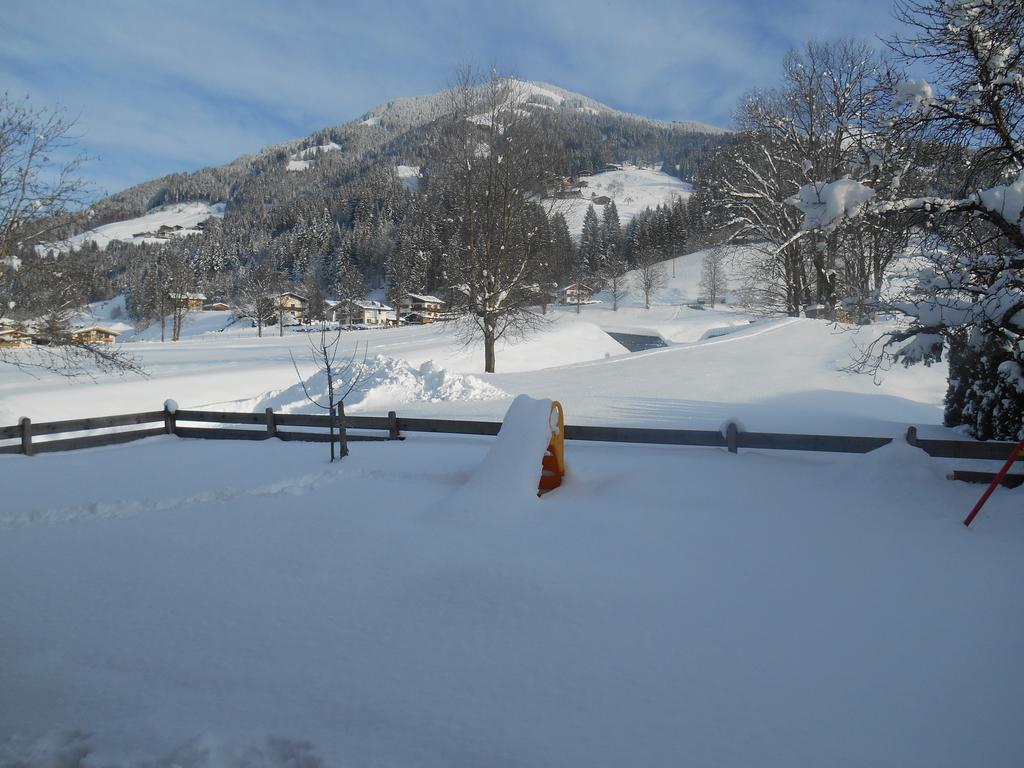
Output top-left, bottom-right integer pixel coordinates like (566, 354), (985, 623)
(0, 94), (90, 266)
(0, 93), (141, 376)
(289, 325), (367, 461)
(162, 249), (199, 342)
(235, 263), (282, 338)
(699, 248), (729, 307)
(430, 68), (562, 372)
(710, 40), (912, 317)
(636, 249), (667, 310)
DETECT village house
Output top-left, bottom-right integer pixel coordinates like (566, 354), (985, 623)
(70, 326), (121, 344)
(0, 328), (33, 349)
(275, 292), (308, 321)
(168, 292), (207, 311)
(329, 299), (394, 326)
(560, 283), (594, 305)
(203, 301), (230, 312)
(400, 293), (446, 324)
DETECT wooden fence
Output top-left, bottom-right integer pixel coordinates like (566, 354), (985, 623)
(906, 426), (1024, 487)
(0, 406), (1019, 485)
(1, 403), (891, 457)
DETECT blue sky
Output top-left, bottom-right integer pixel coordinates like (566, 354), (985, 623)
(2, 0), (907, 196)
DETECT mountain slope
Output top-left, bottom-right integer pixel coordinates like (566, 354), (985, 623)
(84, 79), (726, 231)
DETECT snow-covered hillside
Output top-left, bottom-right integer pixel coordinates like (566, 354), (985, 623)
(286, 141), (343, 170)
(55, 202), (226, 252)
(552, 164), (692, 236)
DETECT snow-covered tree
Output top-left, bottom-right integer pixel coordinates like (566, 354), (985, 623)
(711, 40), (912, 317)
(429, 69), (562, 372)
(789, 0), (1024, 438)
(235, 263), (282, 338)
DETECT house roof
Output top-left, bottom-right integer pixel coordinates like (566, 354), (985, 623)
(277, 291), (308, 301)
(560, 283), (593, 292)
(405, 293), (446, 304)
(351, 299), (394, 311)
(168, 292), (207, 300)
(73, 325), (121, 336)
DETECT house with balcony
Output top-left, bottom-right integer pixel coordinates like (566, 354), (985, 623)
(329, 299), (395, 326)
(168, 292), (207, 311)
(70, 326), (121, 344)
(400, 293), (446, 324)
(559, 283), (594, 305)
(275, 292), (308, 321)
(0, 328), (33, 349)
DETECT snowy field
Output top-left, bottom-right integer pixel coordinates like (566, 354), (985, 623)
(53, 202), (226, 252)
(2, 248), (1021, 766)
(550, 165), (692, 236)
(0, 248), (947, 436)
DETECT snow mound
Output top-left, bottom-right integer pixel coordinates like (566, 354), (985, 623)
(448, 394), (554, 511)
(255, 355), (506, 414)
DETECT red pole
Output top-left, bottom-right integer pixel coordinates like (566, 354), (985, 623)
(963, 439), (1024, 527)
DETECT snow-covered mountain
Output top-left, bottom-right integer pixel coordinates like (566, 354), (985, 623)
(86, 79), (726, 233)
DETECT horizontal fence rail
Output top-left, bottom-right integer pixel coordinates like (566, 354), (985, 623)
(906, 426), (1024, 487)
(0, 407), (1016, 482)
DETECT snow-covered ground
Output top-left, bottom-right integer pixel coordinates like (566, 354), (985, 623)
(0, 247), (946, 437)
(1, 428), (1021, 767)
(52, 202), (226, 252)
(551, 164), (692, 236)
(395, 164), (421, 191)
(2, 242), (1021, 765)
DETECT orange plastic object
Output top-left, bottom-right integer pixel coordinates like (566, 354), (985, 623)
(539, 400), (565, 494)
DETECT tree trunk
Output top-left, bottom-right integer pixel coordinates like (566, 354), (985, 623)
(328, 404), (336, 462)
(483, 322), (496, 373)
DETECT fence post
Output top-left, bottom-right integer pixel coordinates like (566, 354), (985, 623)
(266, 407), (276, 439)
(19, 417), (33, 456)
(388, 410), (399, 440)
(163, 403), (177, 436)
(726, 421), (739, 454)
(905, 425), (918, 446)
(338, 401), (349, 458)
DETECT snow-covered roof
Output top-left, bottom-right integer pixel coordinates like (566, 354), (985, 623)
(73, 325), (121, 336)
(168, 292), (207, 300)
(277, 292), (308, 302)
(405, 293), (446, 304)
(350, 299), (394, 311)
